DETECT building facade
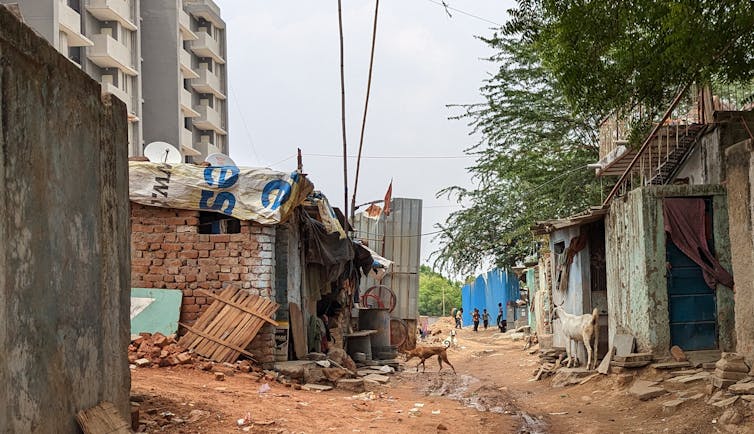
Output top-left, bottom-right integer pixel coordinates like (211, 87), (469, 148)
(141, 0), (229, 160)
(3, 0), (229, 160)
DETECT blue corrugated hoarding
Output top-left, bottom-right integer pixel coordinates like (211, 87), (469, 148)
(460, 268), (520, 327)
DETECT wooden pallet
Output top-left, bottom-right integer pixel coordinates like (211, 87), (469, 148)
(178, 286), (279, 363)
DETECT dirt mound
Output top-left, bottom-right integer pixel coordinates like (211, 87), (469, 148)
(429, 316), (456, 335)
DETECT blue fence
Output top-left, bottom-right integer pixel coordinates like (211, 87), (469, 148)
(460, 268), (520, 327)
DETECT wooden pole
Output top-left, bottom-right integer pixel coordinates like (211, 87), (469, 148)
(337, 0), (349, 220)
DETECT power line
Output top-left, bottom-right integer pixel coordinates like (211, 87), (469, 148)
(227, 82), (261, 163)
(308, 153), (473, 159)
(425, 0), (502, 27)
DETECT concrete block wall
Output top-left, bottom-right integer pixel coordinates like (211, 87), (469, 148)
(130, 203), (278, 363)
(0, 6), (131, 432)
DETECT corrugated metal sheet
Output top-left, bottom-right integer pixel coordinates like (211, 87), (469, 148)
(352, 198), (422, 320)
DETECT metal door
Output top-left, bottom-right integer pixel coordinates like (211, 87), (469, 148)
(666, 228), (717, 351)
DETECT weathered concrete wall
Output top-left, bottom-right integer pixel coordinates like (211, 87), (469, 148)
(0, 7), (131, 433)
(725, 139), (754, 362)
(606, 185), (734, 355)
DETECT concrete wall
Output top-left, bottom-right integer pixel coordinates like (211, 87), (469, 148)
(606, 185), (734, 355)
(725, 139), (754, 362)
(130, 203), (278, 364)
(0, 7), (131, 432)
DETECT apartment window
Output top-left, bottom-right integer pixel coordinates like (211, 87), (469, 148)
(184, 117), (192, 130)
(67, 0), (81, 13)
(68, 47), (82, 65)
(185, 156), (195, 164)
(199, 95), (214, 108)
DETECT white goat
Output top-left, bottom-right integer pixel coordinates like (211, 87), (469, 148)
(552, 306), (599, 370)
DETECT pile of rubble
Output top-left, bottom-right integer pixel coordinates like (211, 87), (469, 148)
(711, 352), (749, 389)
(532, 347), (566, 380)
(129, 333), (194, 368)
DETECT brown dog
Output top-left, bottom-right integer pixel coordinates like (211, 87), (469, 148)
(403, 346), (456, 374)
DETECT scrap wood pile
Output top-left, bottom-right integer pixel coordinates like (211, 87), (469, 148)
(532, 347), (566, 380)
(178, 286), (278, 363)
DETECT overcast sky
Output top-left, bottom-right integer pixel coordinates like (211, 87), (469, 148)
(218, 0), (515, 266)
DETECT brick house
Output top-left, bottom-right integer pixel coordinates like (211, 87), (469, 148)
(130, 203), (280, 364)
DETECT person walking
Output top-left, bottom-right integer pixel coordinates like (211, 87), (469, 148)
(472, 308), (480, 332)
(497, 302), (506, 332)
(482, 308), (490, 330)
(455, 308), (464, 329)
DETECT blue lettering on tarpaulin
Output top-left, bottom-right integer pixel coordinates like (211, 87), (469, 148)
(199, 190), (236, 215)
(199, 166), (238, 215)
(203, 166), (239, 188)
(262, 180), (291, 210)
(261, 172), (301, 211)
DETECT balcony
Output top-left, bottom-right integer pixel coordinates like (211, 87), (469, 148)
(179, 9), (198, 41)
(181, 128), (201, 157)
(180, 49), (199, 79)
(103, 82), (132, 113)
(88, 33), (138, 76)
(191, 65), (225, 99)
(191, 31), (224, 64)
(86, 0), (137, 31)
(193, 105), (226, 134)
(181, 88), (200, 117)
(58, 2), (93, 47)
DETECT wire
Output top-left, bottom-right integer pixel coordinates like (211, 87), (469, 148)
(425, 0), (502, 27)
(227, 82), (261, 162)
(269, 154), (297, 167)
(307, 153), (473, 159)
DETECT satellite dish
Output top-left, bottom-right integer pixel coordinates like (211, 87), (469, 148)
(205, 153), (237, 167)
(144, 141), (182, 164)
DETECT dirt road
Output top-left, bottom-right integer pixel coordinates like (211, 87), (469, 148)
(131, 323), (746, 433)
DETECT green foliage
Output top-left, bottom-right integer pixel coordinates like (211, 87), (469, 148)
(506, 1), (754, 118)
(433, 35), (604, 273)
(418, 265), (462, 316)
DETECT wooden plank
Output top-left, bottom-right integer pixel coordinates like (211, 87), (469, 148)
(213, 294), (270, 361)
(179, 322), (258, 361)
(289, 302), (307, 359)
(197, 289), (279, 326)
(76, 402), (130, 434)
(193, 289), (248, 355)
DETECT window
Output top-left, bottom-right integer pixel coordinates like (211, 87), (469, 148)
(198, 212), (240, 234)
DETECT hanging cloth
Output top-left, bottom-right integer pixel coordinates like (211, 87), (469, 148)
(557, 231), (589, 293)
(663, 198), (734, 289)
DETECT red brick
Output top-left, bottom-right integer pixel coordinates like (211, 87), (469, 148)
(152, 258), (163, 266)
(164, 275), (175, 282)
(144, 274), (163, 282)
(195, 297), (207, 305)
(194, 242), (213, 250)
(132, 265), (149, 274)
(132, 224), (153, 233)
(179, 250), (199, 259)
(154, 251), (166, 259)
(180, 312), (198, 321)
(182, 297), (196, 305)
(149, 266), (165, 275)
(149, 243), (162, 251)
(182, 289), (193, 296)
(132, 258), (152, 266)
(166, 266), (179, 275)
(218, 273), (239, 282)
(198, 250), (209, 258)
(175, 282), (187, 289)
(229, 234), (247, 242)
(198, 234), (210, 242)
(211, 281), (223, 289)
(154, 281), (167, 289)
(211, 234), (231, 242)
(186, 259), (198, 266)
(160, 243), (180, 252)
(183, 304), (201, 313)
(185, 274), (197, 282)
(185, 217), (200, 225)
(210, 250), (228, 258)
(165, 282), (178, 289)
(163, 234), (177, 242)
(198, 282), (212, 289)
(175, 275), (186, 283)
(164, 258), (183, 267)
(214, 243), (226, 250)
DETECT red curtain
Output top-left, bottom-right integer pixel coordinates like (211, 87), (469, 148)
(663, 198), (734, 290)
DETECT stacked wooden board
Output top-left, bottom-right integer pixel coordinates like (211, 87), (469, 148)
(178, 286), (279, 363)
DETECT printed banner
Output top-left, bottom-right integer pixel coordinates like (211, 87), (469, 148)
(129, 162), (314, 224)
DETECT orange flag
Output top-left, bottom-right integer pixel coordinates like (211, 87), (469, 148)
(383, 180), (393, 216)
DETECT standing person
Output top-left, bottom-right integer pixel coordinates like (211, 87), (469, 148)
(472, 308), (480, 332)
(482, 309), (490, 330)
(497, 302), (505, 332)
(455, 308), (464, 329)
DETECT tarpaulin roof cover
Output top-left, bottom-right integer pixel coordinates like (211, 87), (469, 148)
(461, 268), (520, 325)
(129, 162), (314, 224)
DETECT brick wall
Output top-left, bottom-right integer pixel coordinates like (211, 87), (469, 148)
(131, 203), (277, 364)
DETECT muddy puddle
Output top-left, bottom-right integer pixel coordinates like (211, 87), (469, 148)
(404, 372), (549, 433)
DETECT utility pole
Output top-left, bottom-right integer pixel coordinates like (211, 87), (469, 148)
(442, 286), (446, 317)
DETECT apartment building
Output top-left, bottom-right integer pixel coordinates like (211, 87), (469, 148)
(3, 0), (143, 156)
(141, 0), (229, 160)
(4, 0), (229, 160)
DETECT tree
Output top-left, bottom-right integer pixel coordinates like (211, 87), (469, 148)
(506, 1), (754, 120)
(433, 35), (604, 274)
(418, 265), (462, 316)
